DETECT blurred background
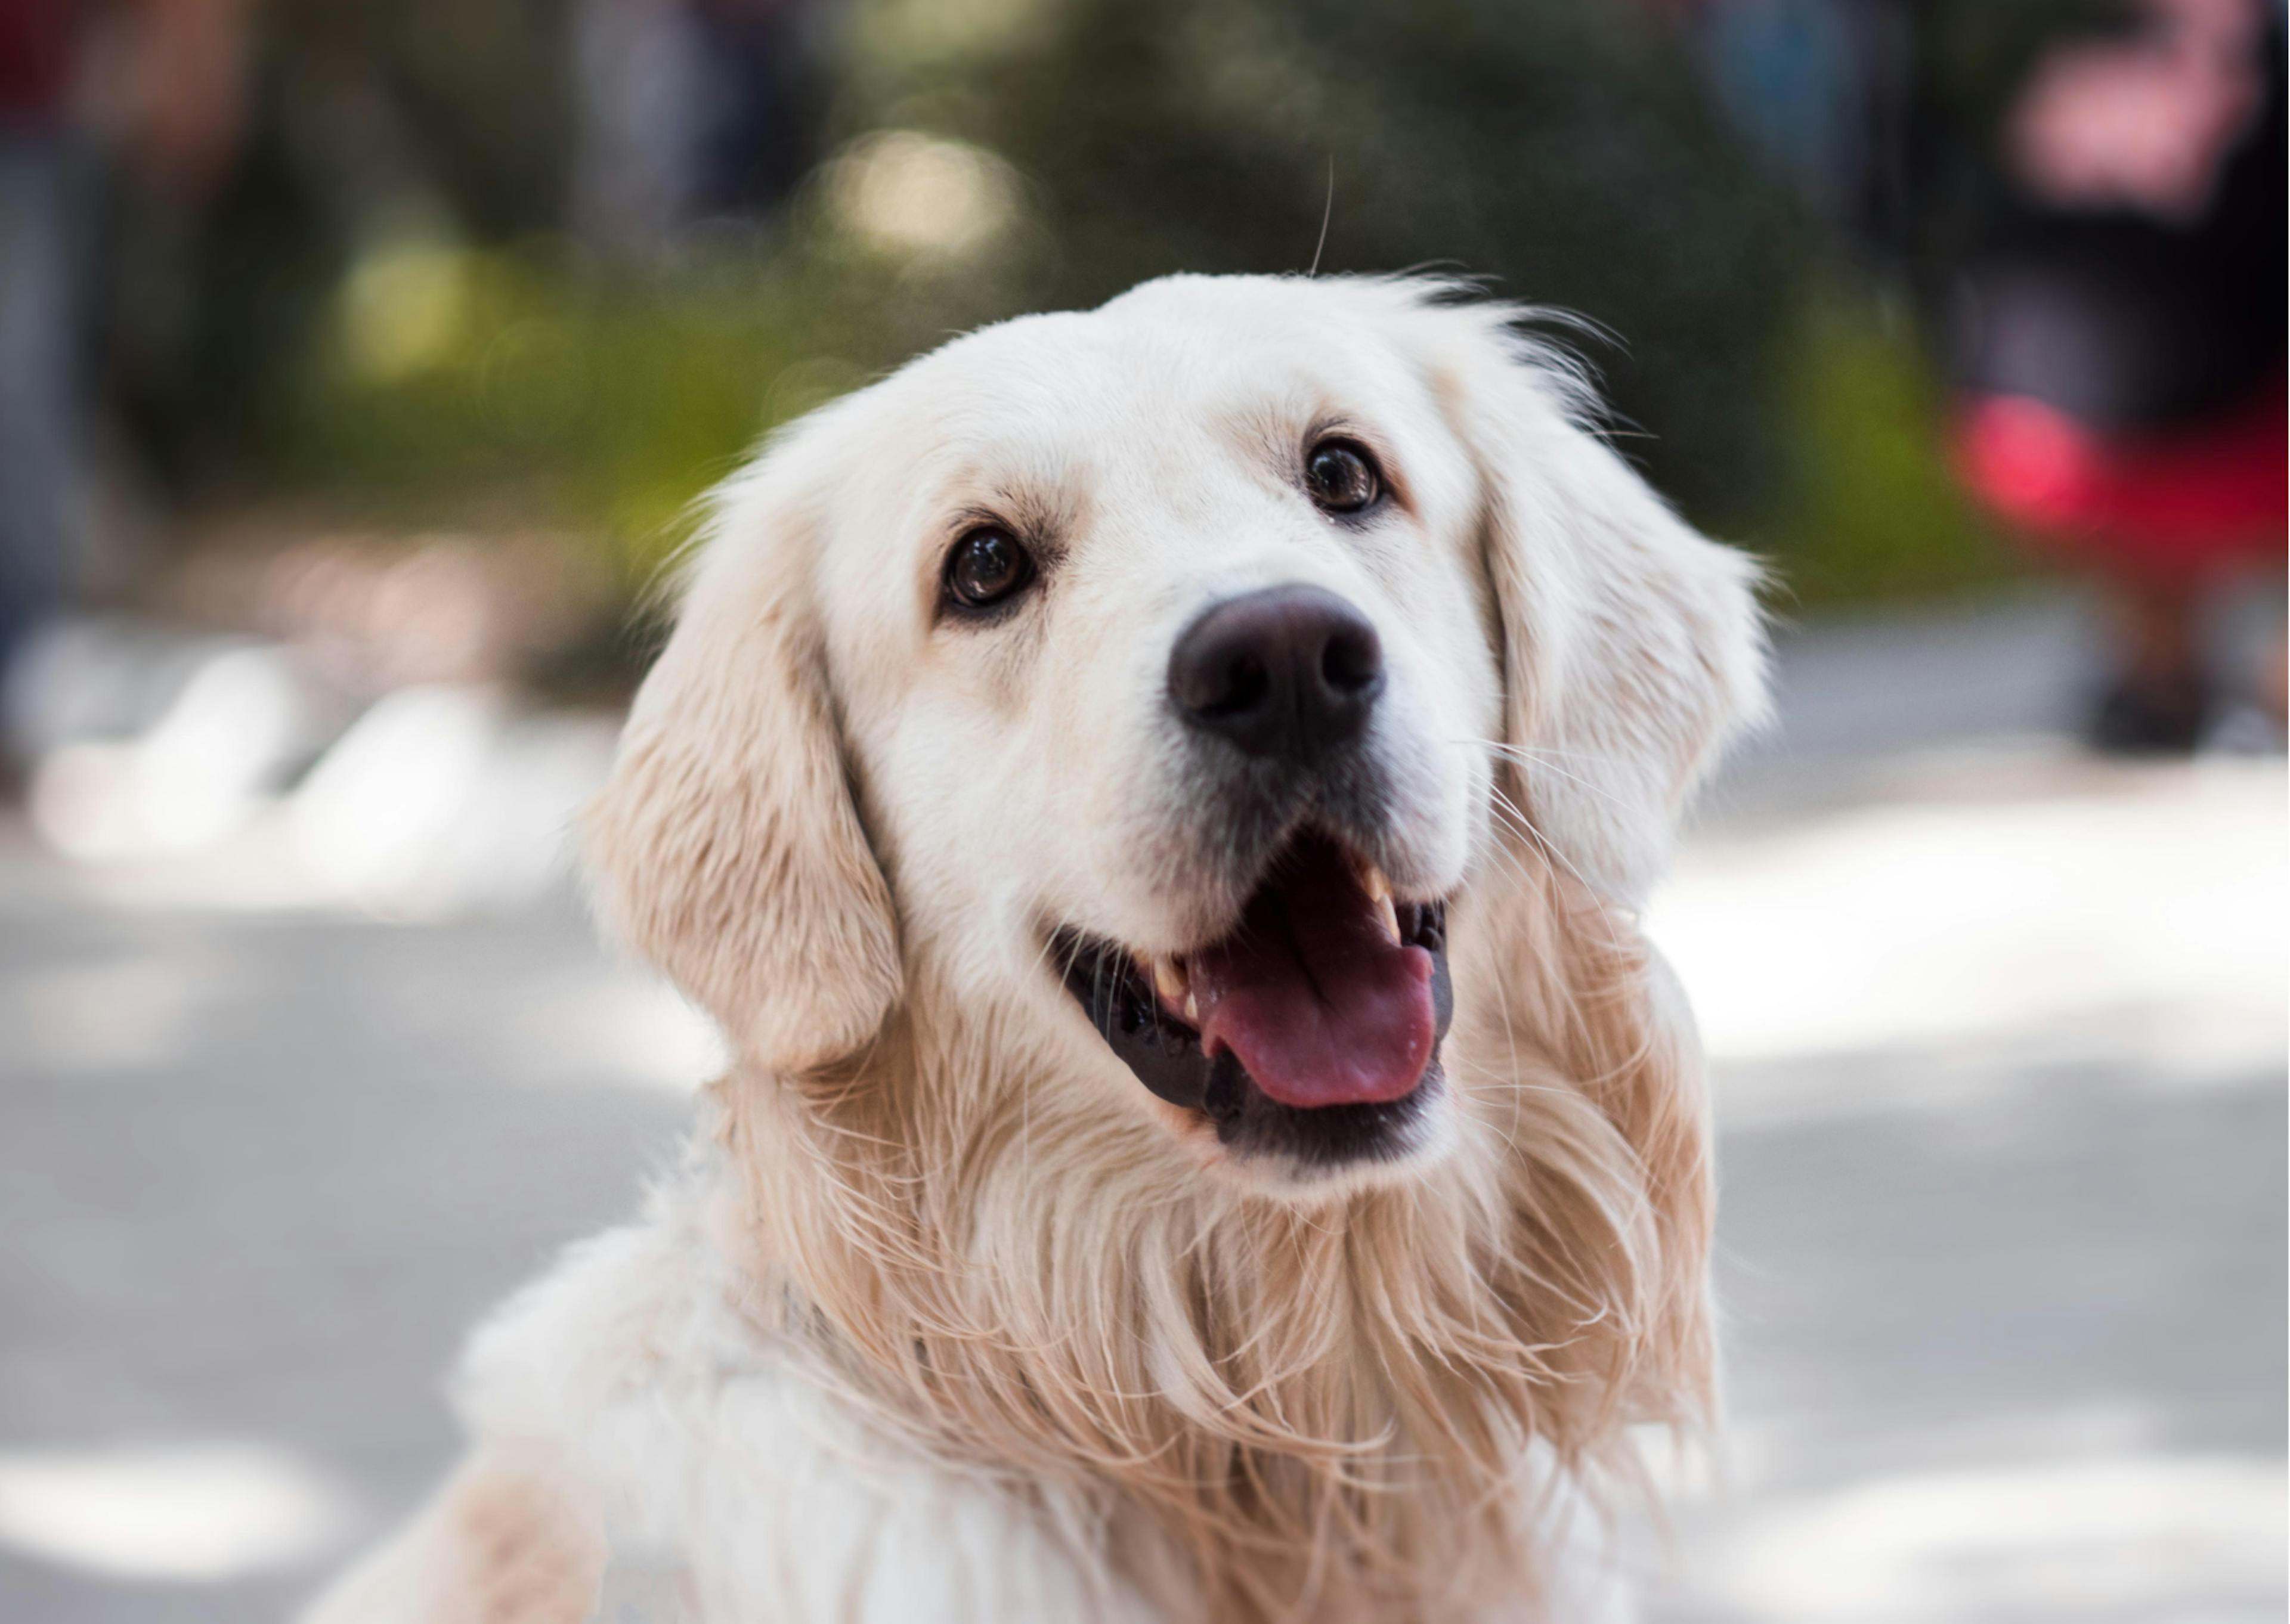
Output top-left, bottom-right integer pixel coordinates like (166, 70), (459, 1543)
(0, 1), (2280, 1620)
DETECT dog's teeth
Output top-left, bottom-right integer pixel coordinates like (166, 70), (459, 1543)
(1356, 861), (1401, 942)
(1183, 991), (1199, 1022)
(1152, 955), (1189, 1005)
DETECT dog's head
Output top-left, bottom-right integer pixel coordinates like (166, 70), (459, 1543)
(586, 274), (1764, 1198)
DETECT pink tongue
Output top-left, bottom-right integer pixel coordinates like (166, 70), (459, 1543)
(1187, 842), (1435, 1109)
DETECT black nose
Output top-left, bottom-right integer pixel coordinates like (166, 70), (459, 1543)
(1168, 584), (1385, 762)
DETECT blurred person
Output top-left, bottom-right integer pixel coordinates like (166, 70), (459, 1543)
(1951, 0), (2285, 751)
(1650, 0), (1917, 261)
(0, 0), (80, 755)
(573, 0), (709, 255)
(0, 0), (246, 784)
(1666, 0), (2285, 751)
(574, 0), (822, 259)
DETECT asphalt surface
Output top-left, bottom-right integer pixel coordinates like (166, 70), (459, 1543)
(1, 591), (2282, 1623)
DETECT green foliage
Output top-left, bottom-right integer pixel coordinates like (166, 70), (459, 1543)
(282, 244), (836, 581)
(273, 221), (965, 582)
(1760, 284), (2018, 608)
(203, 0), (2018, 617)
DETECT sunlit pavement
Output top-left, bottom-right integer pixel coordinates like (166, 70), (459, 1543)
(0, 593), (2281, 1622)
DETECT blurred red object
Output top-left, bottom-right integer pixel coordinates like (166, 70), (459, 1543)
(1956, 385), (2286, 578)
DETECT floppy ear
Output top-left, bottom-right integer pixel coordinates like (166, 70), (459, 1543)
(1412, 295), (1769, 904)
(583, 458), (902, 1075)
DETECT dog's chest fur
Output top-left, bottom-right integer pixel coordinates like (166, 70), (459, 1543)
(450, 1079), (1648, 1624)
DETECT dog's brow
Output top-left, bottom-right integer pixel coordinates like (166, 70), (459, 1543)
(935, 479), (1082, 551)
(1224, 401), (1323, 466)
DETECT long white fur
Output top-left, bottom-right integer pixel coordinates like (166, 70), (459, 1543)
(304, 274), (1766, 1624)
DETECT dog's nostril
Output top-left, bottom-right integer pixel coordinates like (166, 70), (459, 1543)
(1168, 584), (1384, 763)
(1322, 624), (1382, 695)
(1197, 652), (1270, 719)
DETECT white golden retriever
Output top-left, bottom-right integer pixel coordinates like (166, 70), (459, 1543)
(306, 274), (1766, 1624)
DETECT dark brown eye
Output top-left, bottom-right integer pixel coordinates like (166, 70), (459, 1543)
(942, 525), (1035, 613)
(1304, 439), (1382, 515)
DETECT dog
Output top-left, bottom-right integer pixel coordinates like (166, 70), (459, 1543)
(304, 273), (1766, 1624)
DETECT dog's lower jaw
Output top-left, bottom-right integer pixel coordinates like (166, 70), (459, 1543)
(1050, 832), (1457, 1181)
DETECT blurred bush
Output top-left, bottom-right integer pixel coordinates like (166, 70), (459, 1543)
(1766, 285), (2014, 608)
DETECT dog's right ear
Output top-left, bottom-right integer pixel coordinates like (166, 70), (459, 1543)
(1394, 287), (1769, 906)
(583, 458), (901, 1076)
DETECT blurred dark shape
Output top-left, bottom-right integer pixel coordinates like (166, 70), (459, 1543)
(1678, 0), (1870, 212)
(1, 0), (252, 770)
(0, 113), (73, 711)
(1948, 0), (2285, 751)
(0, 0), (75, 121)
(0, 0), (81, 719)
(573, 0), (825, 258)
(688, 0), (825, 215)
(1663, 0), (1927, 275)
(574, 0), (708, 254)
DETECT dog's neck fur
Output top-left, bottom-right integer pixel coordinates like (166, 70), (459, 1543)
(706, 852), (1712, 1624)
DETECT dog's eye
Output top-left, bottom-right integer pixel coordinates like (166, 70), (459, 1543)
(1304, 439), (1382, 515)
(942, 526), (1035, 613)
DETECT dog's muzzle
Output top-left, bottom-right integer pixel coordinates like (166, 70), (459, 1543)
(1053, 584), (1455, 1168)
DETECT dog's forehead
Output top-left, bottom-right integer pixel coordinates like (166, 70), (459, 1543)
(892, 284), (1423, 471)
(806, 278), (1489, 653)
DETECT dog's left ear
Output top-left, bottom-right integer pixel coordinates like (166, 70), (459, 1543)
(583, 453), (902, 1075)
(1408, 293), (1769, 904)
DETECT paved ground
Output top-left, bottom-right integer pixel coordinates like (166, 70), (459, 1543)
(0, 591), (2281, 1622)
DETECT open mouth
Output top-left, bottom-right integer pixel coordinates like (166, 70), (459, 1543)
(1055, 830), (1453, 1169)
